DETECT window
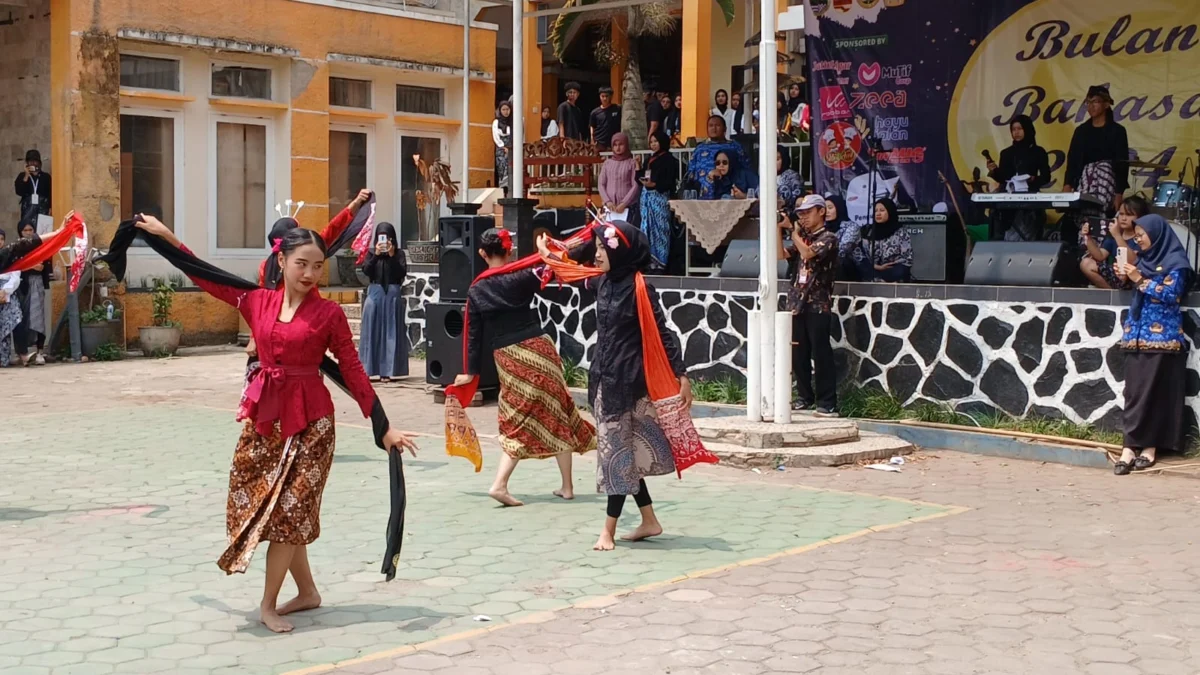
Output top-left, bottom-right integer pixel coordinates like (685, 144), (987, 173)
(215, 122), (268, 249)
(329, 130), (369, 215)
(396, 85), (444, 115)
(211, 65), (272, 100)
(120, 114), (176, 231)
(330, 77), (372, 109)
(120, 55), (180, 91)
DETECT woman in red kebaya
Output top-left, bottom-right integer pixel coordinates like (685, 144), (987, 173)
(134, 215), (417, 634)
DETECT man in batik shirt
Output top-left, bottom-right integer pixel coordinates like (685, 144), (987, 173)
(783, 194), (840, 416)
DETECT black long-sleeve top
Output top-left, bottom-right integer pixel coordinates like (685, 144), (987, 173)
(988, 142), (1051, 193)
(588, 274), (686, 418)
(465, 268), (546, 376)
(1064, 118), (1129, 193)
(362, 249), (407, 290)
(644, 152), (679, 196)
(14, 171), (51, 216)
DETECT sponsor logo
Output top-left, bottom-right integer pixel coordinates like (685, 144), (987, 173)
(857, 62), (881, 86)
(850, 89), (908, 110)
(837, 77), (851, 85)
(873, 116), (910, 142)
(857, 0), (881, 8)
(813, 59), (853, 73)
(819, 86), (852, 121)
(874, 147), (927, 164)
(832, 0), (853, 10)
(833, 35), (889, 49)
(883, 64), (913, 85)
(811, 1), (829, 16)
(819, 121), (862, 170)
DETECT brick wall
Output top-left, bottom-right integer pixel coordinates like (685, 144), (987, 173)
(0, 1), (51, 231)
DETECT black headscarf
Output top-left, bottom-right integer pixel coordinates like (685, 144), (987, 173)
(865, 197), (902, 241)
(713, 89), (728, 114)
(362, 222), (406, 292)
(603, 220), (652, 281)
(823, 193), (850, 234)
(496, 101), (513, 134)
(540, 109), (552, 137)
(1010, 114), (1037, 148)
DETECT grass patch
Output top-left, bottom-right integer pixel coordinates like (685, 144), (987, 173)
(92, 343), (123, 362)
(562, 359), (588, 388)
(840, 386), (1124, 446)
(691, 376), (748, 406)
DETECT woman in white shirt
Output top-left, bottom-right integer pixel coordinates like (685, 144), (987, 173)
(540, 106), (559, 140)
(492, 100), (513, 194)
(0, 265), (22, 367)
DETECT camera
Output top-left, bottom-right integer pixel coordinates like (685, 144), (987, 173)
(1084, 216), (1107, 240)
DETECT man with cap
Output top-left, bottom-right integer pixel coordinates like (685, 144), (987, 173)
(1063, 84), (1129, 214)
(779, 194), (840, 417)
(14, 149), (51, 221)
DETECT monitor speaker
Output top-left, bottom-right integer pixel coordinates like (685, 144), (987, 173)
(424, 302), (498, 389)
(964, 241), (1066, 287)
(718, 239), (789, 279)
(438, 215), (496, 302)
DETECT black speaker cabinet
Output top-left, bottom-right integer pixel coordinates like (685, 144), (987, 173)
(425, 302), (498, 389)
(518, 208), (589, 257)
(439, 215), (495, 302)
(964, 241), (1065, 287)
(718, 239), (789, 279)
(898, 214), (948, 282)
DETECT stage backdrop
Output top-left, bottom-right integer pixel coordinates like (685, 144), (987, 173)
(805, 0), (1200, 225)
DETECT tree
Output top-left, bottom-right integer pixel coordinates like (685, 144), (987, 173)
(550, 0), (735, 149)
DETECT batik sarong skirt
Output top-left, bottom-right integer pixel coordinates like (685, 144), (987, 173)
(593, 386), (676, 496)
(495, 335), (596, 460)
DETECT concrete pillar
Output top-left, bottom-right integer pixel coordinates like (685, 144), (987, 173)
(610, 16), (627, 104)
(521, 0), (543, 144)
(681, 0), (712, 141)
(289, 60), (332, 232)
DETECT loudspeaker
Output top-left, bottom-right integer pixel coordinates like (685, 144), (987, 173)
(898, 213), (948, 282)
(964, 241), (1065, 287)
(718, 239), (789, 279)
(425, 302), (498, 389)
(439, 215), (495, 302)
(518, 208), (589, 257)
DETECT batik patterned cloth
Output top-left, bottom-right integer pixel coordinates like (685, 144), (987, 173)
(639, 189), (672, 269)
(495, 335), (596, 460)
(445, 395), (483, 472)
(594, 386), (677, 496)
(218, 414), (336, 575)
(1080, 160), (1116, 207)
(0, 299), (21, 367)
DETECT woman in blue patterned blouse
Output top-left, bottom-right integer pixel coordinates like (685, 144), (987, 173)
(1113, 214), (1193, 475)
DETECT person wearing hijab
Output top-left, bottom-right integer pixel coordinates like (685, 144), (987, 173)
(1112, 214), (1193, 475)
(729, 92), (749, 138)
(450, 227), (596, 506)
(776, 145), (804, 211)
(823, 193), (862, 280)
(711, 89), (736, 133)
(662, 94), (680, 140)
(986, 114), (1051, 241)
(130, 214), (417, 633)
(686, 115), (754, 199)
(493, 100), (514, 195)
(638, 129), (679, 269)
(856, 197), (912, 282)
(540, 106), (559, 140)
(359, 222), (408, 382)
(536, 220), (715, 552)
(709, 150), (758, 200)
(599, 132), (640, 222)
(13, 220), (52, 365)
(0, 247), (21, 367)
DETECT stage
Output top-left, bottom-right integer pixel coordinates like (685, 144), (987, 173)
(401, 266), (1200, 432)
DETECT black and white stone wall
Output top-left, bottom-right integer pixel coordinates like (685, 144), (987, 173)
(400, 272), (1200, 429)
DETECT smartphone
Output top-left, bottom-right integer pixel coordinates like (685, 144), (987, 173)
(377, 234), (388, 246)
(1117, 246), (1128, 272)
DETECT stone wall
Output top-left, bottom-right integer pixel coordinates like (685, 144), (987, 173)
(399, 272), (1200, 430)
(0, 1), (52, 229)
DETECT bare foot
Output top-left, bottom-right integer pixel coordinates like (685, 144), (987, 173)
(277, 592), (321, 616)
(553, 488), (575, 500)
(489, 488), (524, 507)
(259, 605), (294, 633)
(593, 531), (615, 551)
(621, 521), (663, 542)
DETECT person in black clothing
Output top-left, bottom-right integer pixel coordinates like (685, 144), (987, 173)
(986, 114), (1051, 241)
(590, 86), (622, 151)
(358, 222), (409, 381)
(780, 195), (840, 417)
(13, 220), (52, 366)
(661, 94), (680, 139)
(557, 82), (588, 141)
(645, 88), (664, 142)
(453, 228), (596, 507)
(638, 129), (679, 270)
(14, 149), (51, 221)
(1064, 85), (1129, 213)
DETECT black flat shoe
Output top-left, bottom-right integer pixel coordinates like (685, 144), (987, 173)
(1133, 456), (1156, 471)
(1113, 460), (1134, 476)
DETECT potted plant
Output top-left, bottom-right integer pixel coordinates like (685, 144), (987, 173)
(138, 277), (182, 357)
(407, 155), (459, 264)
(80, 303), (123, 358)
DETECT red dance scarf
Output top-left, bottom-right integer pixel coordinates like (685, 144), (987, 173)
(3, 214), (85, 276)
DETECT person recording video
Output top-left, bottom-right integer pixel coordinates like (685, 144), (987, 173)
(14, 149), (51, 221)
(1079, 195), (1147, 290)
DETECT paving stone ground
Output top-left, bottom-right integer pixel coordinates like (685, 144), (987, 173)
(4, 350), (1200, 675)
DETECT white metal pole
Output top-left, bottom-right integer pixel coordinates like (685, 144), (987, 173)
(462, 0), (471, 195)
(774, 312), (791, 424)
(511, 0), (525, 199)
(746, 310), (761, 421)
(756, 0), (779, 421)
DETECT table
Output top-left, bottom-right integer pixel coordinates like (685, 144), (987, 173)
(668, 199), (759, 275)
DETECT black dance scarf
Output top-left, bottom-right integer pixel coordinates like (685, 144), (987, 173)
(98, 222), (408, 580)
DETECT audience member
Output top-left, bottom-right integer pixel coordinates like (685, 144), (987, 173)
(590, 87), (622, 151)
(660, 94), (679, 140)
(540, 106), (559, 139)
(557, 82), (588, 141)
(13, 220), (50, 366)
(711, 89), (735, 133)
(1113, 214), (1192, 474)
(776, 145), (804, 211)
(1080, 194), (1148, 290)
(358, 222), (408, 382)
(686, 115), (752, 199)
(822, 193), (862, 280)
(598, 132), (640, 222)
(730, 92), (751, 138)
(780, 194), (839, 417)
(856, 197), (912, 282)
(492, 100), (513, 194)
(14, 149), (51, 222)
(645, 88), (664, 140)
(639, 130), (678, 270)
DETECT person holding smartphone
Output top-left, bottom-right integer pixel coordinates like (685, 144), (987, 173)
(14, 149), (51, 221)
(1080, 195), (1147, 289)
(359, 222), (408, 382)
(637, 130), (677, 270)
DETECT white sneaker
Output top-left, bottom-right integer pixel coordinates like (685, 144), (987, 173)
(34, 353), (46, 366)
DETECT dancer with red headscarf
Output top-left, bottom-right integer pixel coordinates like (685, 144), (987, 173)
(450, 227), (596, 506)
